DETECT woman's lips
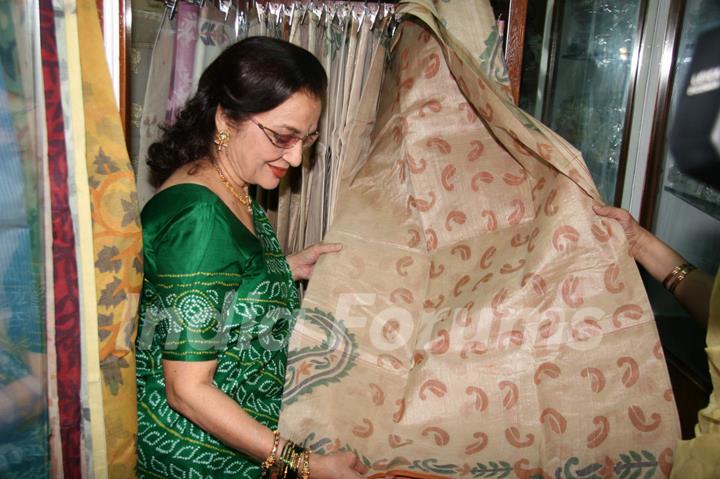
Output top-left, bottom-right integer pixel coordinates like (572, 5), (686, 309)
(269, 165), (288, 178)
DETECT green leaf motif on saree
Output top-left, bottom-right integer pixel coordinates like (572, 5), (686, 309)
(282, 308), (358, 405)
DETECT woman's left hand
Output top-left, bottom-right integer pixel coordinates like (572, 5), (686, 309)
(286, 242), (342, 281)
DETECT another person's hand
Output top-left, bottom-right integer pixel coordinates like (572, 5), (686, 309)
(592, 203), (650, 260)
(310, 451), (368, 479)
(286, 242), (342, 281)
(593, 203), (712, 326)
(592, 203), (682, 279)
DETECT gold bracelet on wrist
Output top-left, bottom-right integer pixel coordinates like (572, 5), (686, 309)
(267, 437), (311, 479)
(278, 439), (294, 479)
(663, 262), (697, 293)
(260, 430), (280, 477)
(291, 448), (302, 472)
(300, 450), (310, 479)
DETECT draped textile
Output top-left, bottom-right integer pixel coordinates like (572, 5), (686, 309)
(167, 2), (200, 121)
(136, 8), (176, 208)
(1, 1), (142, 476)
(62, 2), (105, 474)
(39, 1), (82, 475)
(50, 14), (75, 468)
(0, 15), (49, 477)
(128, 0), (165, 171)
(77, 0), (144, 475)
(279, 1), (680, 477)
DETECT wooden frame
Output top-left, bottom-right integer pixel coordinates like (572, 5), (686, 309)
(505, 0), (527, 104)
(489, 0), (529, 105)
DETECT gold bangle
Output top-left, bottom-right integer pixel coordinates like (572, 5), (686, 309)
(664, 263), (697, 293)
(261, 430), (280, 477)
(662, 263), (686, 289)
(669, 265), (697, 293)
(290, 445), (302, 479)
(292, 448), (302, 471)
(300, 450), (311, 479)
(279, 439), (294, 479)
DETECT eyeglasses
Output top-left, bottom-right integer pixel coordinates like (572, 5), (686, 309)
(249, 118), (320, 149)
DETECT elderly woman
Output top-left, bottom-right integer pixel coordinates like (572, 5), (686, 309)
(135, 37), (366, 479)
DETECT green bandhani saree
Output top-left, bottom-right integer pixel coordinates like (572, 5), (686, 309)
(136, 184), (299, 478)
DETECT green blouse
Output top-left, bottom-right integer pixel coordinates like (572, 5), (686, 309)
(135, 184), (299, 479)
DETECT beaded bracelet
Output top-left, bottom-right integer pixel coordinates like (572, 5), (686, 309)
(260, 430), (280, 477)
(299, 449), (311, 479)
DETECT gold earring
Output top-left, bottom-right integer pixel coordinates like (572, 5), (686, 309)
(214, 130), (230, 152)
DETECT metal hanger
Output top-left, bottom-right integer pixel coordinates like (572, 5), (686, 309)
(164, 0), (206, 20)
(217, 0), (232, 21)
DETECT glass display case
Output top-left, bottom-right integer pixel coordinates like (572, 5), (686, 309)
(520, 0), (644, 204)
(641, 0), (720, 438)
(519, 0), (720, 437)
(644, 0), (720, 307)
(657, 1), (720, 223)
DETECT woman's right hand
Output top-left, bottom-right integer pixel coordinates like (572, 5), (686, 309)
(592, 203), (649, 260)
(592, 204), (713, 327)
(310, 451), (368, 479)
(592, 203), (689, 287)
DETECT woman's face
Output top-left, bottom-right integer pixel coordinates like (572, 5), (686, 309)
(216, 91), (322, 190)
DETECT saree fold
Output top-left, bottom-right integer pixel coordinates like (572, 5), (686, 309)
(0, 27), (49, 479)
(39, 0), (83, 475)
(77, 0), (144, 476)
(279, 1), (680, 477)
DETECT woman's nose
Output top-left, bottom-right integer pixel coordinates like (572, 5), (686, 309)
(284, 142), (304, 167)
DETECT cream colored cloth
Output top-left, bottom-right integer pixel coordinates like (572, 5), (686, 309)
(279, 1), (679, 477)
(672, 271), (720, 478)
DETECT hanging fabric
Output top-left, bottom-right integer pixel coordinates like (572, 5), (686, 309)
(136, 8), (176, 208)
(191, 4), (238, 92)
(0, 4), (49, 474)
(60, 1), (106, 474)
(1, 1), (142, 477)
(279, 1), (679, 477)
(167, 1), (200, 121)
(128, 0), (165, 171)
(39, 0), (83, 475)
(77, 0), (144, 476)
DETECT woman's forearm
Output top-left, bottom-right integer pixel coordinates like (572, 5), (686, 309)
(633, 229), (686, 284)
(167, 379), (275, 462)
(634, 229), (712, 327)
(672, 269), (713, 328)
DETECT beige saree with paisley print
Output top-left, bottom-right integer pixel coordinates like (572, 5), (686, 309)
(279, 1), (680, 478)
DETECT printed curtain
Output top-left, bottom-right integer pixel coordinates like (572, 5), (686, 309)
(0, 0), (142, 477)
(279, 1), (680, 477)
(132, 1), (395, 254)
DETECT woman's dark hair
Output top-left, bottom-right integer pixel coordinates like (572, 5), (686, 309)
(146, 36), (327, 187)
